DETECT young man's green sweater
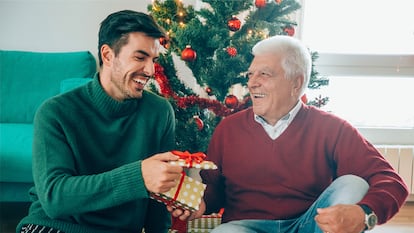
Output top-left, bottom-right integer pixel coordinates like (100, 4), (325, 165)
(17, 74), (176, 233)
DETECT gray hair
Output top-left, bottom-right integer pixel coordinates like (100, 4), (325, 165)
(252, 35), (311, 95)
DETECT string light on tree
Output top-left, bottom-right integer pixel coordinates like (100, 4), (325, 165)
(275, 0), (283, 4)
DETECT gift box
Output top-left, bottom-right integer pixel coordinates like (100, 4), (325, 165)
(169, 209), (224, 233)
(150, 151), (217, 212)
(187, 214), (222, 233)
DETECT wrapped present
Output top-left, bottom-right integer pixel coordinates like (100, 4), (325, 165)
(151, 174), (205, 211)
(169, 150), (217, 170)
(170, 209), (224, 233)
(187, 214), (222, 233)
(150, 151), (217, 212)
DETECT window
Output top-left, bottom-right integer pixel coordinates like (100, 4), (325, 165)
(300, 0), (414, 144)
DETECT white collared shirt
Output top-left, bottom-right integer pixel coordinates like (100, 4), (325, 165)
(254, 101), (302, 140)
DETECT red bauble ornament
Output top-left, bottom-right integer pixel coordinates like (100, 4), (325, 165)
(275, 0), (283, 4)
(159, 37), (169, 49)
(193, 115), (204, 130)
(205, 87), (213, 96)
(255, 0), (266, 8)
(224, 95), (239, 109)
(283, 25), (295, 36)
(301, 94), (308, 104)
(227, 16), (241, 32)
(181, 45), (196, 62)
(226, 46), (237, 57)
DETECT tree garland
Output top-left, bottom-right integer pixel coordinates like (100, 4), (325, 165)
(154, 62), (250, 117)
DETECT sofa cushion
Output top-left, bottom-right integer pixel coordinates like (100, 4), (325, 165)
(60, 77), (93, 93)
(0, 50), (97, 123)
(0, 182), (33, 202)
(0, 123), (34, 183)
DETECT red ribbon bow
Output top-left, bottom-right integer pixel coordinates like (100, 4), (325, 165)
(171, 150), (206, 168)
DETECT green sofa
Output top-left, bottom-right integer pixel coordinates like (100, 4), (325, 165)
(0, 50), (97, 202)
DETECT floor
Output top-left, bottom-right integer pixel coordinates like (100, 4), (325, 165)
(1, 202), (413, 233)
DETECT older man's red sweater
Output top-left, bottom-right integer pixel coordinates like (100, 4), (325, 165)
(201, 104), (408, 224)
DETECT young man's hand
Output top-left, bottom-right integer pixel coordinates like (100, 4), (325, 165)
(141, 152), (182, 193)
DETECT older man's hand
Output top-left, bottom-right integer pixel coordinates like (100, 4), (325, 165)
(315, 204), (366, 233)
(167, 199), (206, 221)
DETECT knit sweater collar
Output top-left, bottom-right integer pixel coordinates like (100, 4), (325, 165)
(88, 73), (140, 118)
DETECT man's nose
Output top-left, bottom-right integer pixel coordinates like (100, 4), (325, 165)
(142, 61), (155, 77)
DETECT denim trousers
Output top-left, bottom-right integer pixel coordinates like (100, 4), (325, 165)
(211, 175), (369, 233)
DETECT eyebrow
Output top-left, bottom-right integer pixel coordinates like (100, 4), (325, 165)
(135, 50), (159, 60)
(136, 50), (150, 57)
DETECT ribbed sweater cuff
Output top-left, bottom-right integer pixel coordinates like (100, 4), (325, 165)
(110, 161), (148, 204)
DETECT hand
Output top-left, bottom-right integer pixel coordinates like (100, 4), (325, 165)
(167, 199), (206, 221)
(141, 152), (182, 193)
(315, 204), (366, 233)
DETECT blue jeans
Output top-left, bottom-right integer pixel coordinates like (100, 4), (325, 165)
(211, 175), (369, 233)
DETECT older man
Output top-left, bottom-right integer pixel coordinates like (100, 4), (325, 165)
(175, 35), (408, 233)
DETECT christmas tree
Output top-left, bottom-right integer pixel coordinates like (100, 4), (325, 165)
(147, 0), (328, 153)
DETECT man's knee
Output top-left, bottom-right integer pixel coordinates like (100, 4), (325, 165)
(328, 175), (369, 204)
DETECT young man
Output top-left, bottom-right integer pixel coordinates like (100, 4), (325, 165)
(17, 10), (182, 233)
(176, 35), (409, 233)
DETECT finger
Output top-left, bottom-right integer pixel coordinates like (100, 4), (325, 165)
(188, 208), (204, 221)
(178, 210), (191, 221)
(152, 152), (179, 162)
(158, 180), (180, 193)
(171, 208), (184, 218)
(315, 213), (329, 226)
(167, 164), (184, 174)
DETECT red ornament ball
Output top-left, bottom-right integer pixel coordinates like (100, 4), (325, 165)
(227, 16), (241, 32)
(301, 94), (308, 104)
(205, 87), (213, 96)
(159, 37), (169, 49)
(193, 115), (204, 130)
(275, 0), (283, 4)
(181, 45), (196, 62)
(226, 46), (237, 57)
(283, 25), (295, 36)
(255, 0), (266, 8)
(224, 95), (239, 109)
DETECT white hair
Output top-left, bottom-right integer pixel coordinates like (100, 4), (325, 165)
(252, 35), (311, 95)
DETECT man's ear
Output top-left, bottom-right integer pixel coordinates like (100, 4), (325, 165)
(100, 44), (114, 66)
(291, 75), (304, 97)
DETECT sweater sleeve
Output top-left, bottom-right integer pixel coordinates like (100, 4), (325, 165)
(332, 120), (409, 224)
(32, 100), (149, 219)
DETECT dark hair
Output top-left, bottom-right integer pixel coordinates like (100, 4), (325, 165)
(98, 10), (166, 66)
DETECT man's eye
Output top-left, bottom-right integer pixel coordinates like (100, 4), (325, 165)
(135, 57), (145, 61)
(260, 71), (272, 77)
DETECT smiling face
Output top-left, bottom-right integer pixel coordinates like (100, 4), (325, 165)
(247, 53), (303, 125)
(100, 32), (160, 101)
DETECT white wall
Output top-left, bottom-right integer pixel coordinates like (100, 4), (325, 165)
(0, 0), (206, 95)
(0, 0), (153, 58)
